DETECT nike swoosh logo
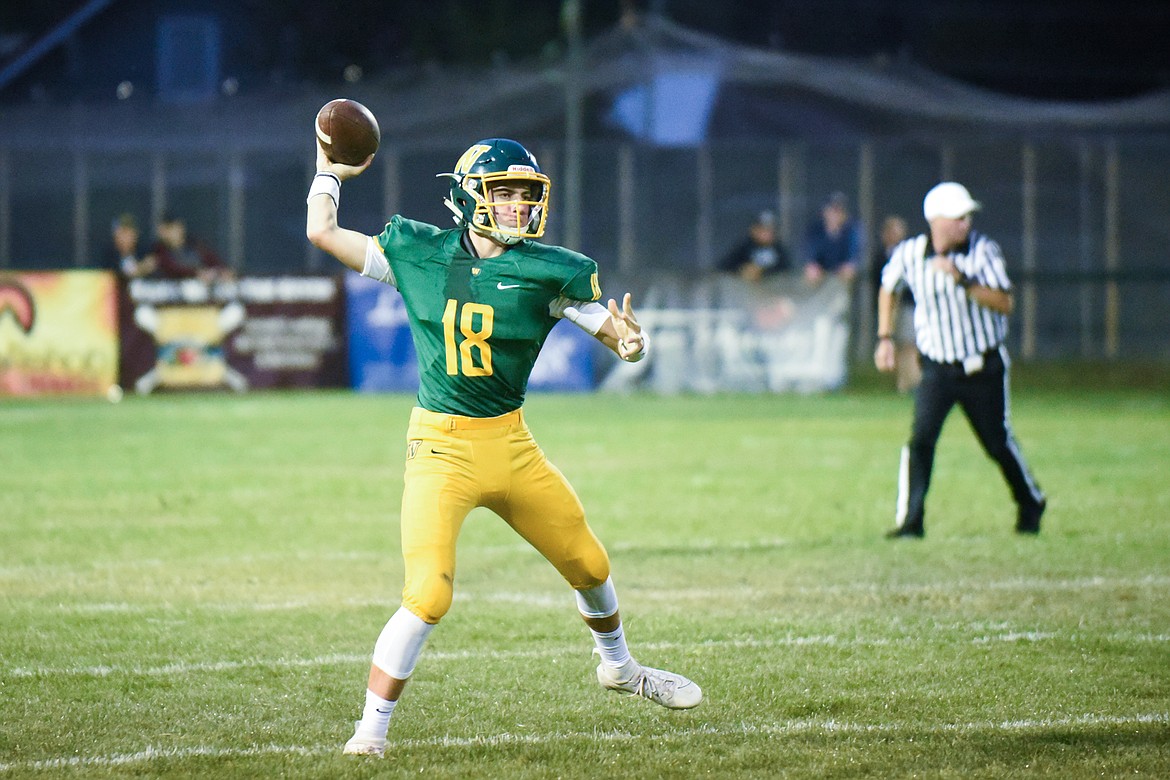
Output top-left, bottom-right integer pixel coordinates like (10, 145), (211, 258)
(497, 282), (521, 290)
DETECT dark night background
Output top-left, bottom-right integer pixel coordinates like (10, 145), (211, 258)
(2, 0), (1169, 104)
(1, 0), (1169, 363)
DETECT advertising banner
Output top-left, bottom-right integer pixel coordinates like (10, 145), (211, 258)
(344, 272), (417, 392)
(120, 276), (346, 393)
(345, 272), (596, 394)
(528, 321), (596, 392)
(0, 271), (118, 396)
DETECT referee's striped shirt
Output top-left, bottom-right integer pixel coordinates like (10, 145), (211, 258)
(880, 230), (1012, 364)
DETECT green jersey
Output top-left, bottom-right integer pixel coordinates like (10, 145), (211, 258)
(374, 216), (602, 417)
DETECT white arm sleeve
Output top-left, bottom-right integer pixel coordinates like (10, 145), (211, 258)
(549, 296), (609, 335)
(360, 236), (395, 286)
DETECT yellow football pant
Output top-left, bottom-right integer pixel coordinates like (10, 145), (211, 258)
(399, 407), (611, 624)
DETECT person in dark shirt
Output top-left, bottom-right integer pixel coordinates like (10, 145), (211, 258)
(802, 191), (862, 285)
(718, 210), (791, 282)
(105, 213), (156, 279)
(151, 214), (233, 282)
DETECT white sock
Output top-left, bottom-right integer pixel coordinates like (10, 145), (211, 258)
(590, 624), (636, 677)
(355, 689), (396, 739)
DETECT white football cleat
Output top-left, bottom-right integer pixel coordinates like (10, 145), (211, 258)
(342, 722), (386, 758)
(596, 656), (703, 709)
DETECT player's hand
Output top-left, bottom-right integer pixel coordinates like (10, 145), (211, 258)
(315, 140), (374, 181)
(874, 338), (896, 372)
(607, 293), (645, 360)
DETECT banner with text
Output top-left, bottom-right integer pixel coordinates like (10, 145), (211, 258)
(0, 270), (118, 396)
(120, 276), (346, 393)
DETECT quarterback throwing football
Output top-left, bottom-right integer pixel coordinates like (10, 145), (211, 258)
(306, 136), (702, 757)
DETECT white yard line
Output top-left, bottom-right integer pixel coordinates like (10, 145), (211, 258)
(15, 573), (1170, 617)
(5, 631), (1167, 680)
(1, 712), (1166, 773)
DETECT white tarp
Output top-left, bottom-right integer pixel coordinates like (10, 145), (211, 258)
(603, 274), (850, 394)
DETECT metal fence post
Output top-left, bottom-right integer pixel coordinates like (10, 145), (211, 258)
(150, 152), (167, 228)
(940, 144), (954, 181)
(382, 148), (400, 226)
(304, 158), (318, 271)
(537, 144), (557, 247)
(777, 143), (799, 249)
(1020, 142), (1037, 359)
(227, 149), (245, 272)
(696, 144), (714, 270)
(0, 148), (10, 268)
(1104, 139), (1120, 358)
(856, 141), (875, 358)
(562, 0), (583, 252)
(618, 143), (636, 276)
(72, 148), (89, 268)
(1077, 139), (1094, 357)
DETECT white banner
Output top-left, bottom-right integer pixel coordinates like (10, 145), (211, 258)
(603, 274), (850, 394)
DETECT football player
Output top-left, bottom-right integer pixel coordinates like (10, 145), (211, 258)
(306, 137), (702, 758)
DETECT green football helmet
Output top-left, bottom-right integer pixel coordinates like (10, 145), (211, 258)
(438, 138), (550, 245)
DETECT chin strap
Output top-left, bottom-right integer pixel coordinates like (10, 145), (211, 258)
(442, 196), (463, 226)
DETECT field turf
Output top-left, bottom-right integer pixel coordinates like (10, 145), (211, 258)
(2, 372), (1168, 778)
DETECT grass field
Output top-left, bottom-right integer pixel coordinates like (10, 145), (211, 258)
(2, 372), (1168, 778)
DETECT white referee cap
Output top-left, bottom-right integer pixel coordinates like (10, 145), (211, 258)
(923, 182), (981, 221)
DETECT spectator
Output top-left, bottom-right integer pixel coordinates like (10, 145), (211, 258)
(802, 191), (862, 285)
(873, 214), (919, 392)
(105, 213), (156, 279)
(152, 214), (234, 282)
(717, 209), (791, 282)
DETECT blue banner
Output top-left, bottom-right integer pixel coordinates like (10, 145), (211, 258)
(345, 274), (597, 393)
(529, 320), (596, 392)
(345, 273), (417, 392)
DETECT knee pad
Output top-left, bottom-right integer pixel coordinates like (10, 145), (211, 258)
(562, 537), (611, 592)
(402, 572), (454, 625)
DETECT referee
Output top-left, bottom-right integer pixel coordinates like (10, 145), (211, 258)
(874, 182), (1046, 538)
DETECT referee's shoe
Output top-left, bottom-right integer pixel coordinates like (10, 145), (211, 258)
(885, 525), (924, 539)
(1016, 499), (1047, 535)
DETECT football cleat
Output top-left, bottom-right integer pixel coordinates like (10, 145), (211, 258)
(595, 655), (703, 709)
(342, 722), (386, 758)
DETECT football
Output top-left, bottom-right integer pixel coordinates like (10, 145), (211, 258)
(315, 98), (380, 166)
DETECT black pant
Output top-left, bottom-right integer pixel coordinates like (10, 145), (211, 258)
(896, 347), (1044, 532)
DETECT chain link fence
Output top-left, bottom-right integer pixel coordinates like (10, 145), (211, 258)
(2, 134), (1167, 359)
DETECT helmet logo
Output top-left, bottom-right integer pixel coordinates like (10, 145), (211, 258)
(454, 144), (492, 176)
